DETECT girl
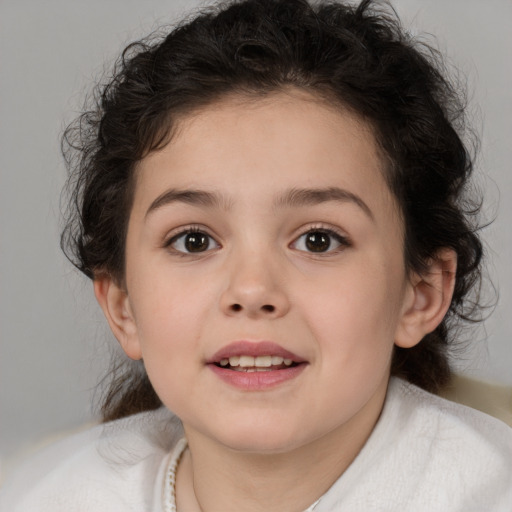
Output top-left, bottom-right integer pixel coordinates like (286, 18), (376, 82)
(2, 0), (511, 510)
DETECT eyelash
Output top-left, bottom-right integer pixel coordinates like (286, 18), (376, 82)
(163, 224), (351, 256)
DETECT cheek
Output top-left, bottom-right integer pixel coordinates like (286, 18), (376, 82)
(131, 283), (204, 410)
(127, 269), (222, 382)
(131, 263), (216, 331)
(302, 260), (405, 354)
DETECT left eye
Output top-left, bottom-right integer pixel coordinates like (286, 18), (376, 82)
(292, 230), (347, 253)
(168, 230), (219, 254)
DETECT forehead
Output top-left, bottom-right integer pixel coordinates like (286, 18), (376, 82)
(133, 91), (398, 220)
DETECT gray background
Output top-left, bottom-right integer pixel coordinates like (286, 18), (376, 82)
(1, 0), (511, 476)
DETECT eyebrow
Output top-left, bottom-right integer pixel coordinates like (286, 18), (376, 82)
(145, 186), (373, 220)
(145, 189), (232, 218)
(274, 187), (374, 220)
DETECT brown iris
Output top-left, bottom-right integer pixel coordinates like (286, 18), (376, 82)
(305, 231), (331, 252)
(184, 232), (209, 252)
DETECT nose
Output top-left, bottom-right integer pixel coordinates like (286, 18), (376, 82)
(219, 250), (290, 319)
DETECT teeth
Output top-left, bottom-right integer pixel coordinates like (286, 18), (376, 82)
(239, 356), (255, 367)
(220, 355), (295, 368)
(228, 356), (240, 366)
(255, 355), (272, 367)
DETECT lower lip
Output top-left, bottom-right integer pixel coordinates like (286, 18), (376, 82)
(208, 364), (307, 390)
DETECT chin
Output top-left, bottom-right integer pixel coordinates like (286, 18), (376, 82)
(212, 421), (311, 455)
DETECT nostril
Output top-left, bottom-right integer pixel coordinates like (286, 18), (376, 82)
(227, 303), (276, 314)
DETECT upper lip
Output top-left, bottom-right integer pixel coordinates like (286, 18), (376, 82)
(207, 341), (306, 364)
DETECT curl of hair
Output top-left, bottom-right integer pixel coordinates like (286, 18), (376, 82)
(61, 0), (485, 421)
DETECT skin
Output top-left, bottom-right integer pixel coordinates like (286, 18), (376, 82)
(95, 90), (456, 511)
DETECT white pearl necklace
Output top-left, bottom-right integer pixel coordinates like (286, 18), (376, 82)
(163, 438), (321, 511)
(163, 438), (188, 512)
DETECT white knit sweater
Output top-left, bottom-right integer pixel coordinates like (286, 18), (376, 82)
(1, 377), (511, 511)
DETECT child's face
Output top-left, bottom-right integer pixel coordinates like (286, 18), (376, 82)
(115, 92), (418, 453)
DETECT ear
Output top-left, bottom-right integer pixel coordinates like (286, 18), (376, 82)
(93, 277), (142, 360)
(395, 249), (457, 349)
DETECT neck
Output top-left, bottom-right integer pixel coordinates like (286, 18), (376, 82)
(175, 382), (387, 512)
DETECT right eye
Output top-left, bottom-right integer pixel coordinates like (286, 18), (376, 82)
(167, 230), (219, 254)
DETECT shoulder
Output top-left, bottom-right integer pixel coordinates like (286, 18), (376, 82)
(389, 377), (512, 448)
(318, 378), (512, 511)
(0, 408), (183, 512)
(387, 377), (512, 507)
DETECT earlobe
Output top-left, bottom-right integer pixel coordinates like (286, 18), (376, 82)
(395, 249), (457, 349)
(93, 277), (142, 360)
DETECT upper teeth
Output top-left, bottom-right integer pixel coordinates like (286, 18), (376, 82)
(219, 356), (293, 367)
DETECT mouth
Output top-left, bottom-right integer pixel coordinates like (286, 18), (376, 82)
(207, 341), (307, 390)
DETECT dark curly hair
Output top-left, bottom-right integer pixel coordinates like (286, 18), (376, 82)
(61, 0), (484, 422)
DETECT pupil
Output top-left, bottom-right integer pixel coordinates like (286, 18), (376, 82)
(306, 232), (330, 252)
(185, 233), (208, 252)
